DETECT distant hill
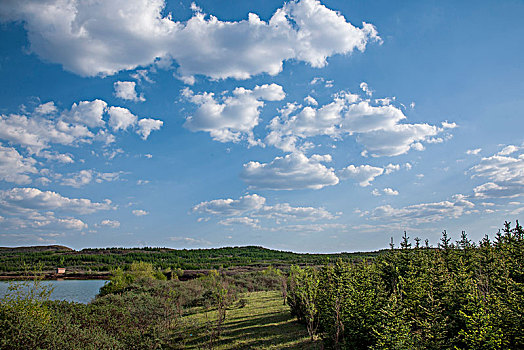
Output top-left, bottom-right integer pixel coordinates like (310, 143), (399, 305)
(0, 245), (74, 253)
(0, 245), (383, 277)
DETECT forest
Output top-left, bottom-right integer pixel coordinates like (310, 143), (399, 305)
(0, 221), (522, 349)
(0, 245), (380, 275)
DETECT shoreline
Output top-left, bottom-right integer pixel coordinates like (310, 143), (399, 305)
(0, 273), (111, 281)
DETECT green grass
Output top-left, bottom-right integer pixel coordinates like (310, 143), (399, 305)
(176, 291), (322, 349)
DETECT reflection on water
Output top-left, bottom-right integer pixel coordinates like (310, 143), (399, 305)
(0, 280), (108, 304)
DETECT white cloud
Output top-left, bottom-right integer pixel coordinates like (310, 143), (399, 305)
(61, 170), (123, 187)
(100, 219), (120, 228)
(193, 193), (339, 230)
(183, 84), (284, 145)
(137, 118), (164, 140)
(372, 187), (399, 196)
(466, 148), (482, 155)
(383, 187), (399, 196)
(114, 81), (145, 102)
(108, 107), (138, 131)
(63, 100), (107, 128)
(338, 164), (383, 187)
(256, 203), (337, 221)
(0, 112), (93, 154)
(370, 194), (474, 224)
(107, 107), (163, 139)
(0, 144), (38, 184)
(0, 100), (162, 155)
(132, 209), (149, 216)
(266, 89), (448, 156)
(441, 121), (457, 129)
(498, 145), (519, 156)
(39, 151), (75, 163)
(360, 82), (373, 96)
(384, 163), (400, 175)
(241, 153), (338, 190)
(473, 182), (524, 199)
(273, 223), (347, 232)
(192, 194), (266, 216)
(219, 217), (260, 229)
(34, 102), (57, 115)
(0, 187), (114, 214)
(61, 170), (93, 188)
(304, 95), (318, 106)
(470, 147), (524, 199)
(168, 236), (211, 247)
(0, 0), (380, 81)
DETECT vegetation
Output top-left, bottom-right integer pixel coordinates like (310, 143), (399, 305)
(287, 221), (524, 349)
(0, 221), (522, 349)
(0, 245), (380, 276)
(0, 263), (291, 349)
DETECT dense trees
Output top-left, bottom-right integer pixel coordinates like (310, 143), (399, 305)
(0, 246), (379, 274)
(287, 221), (524, 349)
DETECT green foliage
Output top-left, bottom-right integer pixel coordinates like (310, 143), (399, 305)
(0, 279), (53, 349)
(0, 245), (380, 275)
(287, 221), (524, 350)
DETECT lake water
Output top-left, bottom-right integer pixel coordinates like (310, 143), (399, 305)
(0, 280), (107, 304)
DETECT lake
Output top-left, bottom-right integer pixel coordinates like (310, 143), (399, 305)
(0, 280), (107, 304)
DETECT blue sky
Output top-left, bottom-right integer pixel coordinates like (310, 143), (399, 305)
(0, 0), (523, 252)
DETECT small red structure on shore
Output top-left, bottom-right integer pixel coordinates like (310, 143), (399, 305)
(56, 268), (66, 274)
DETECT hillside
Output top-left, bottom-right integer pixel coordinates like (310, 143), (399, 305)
(0, 245), (382, 278)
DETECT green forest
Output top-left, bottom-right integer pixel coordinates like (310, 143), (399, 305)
(0, 245), (379, 275)
(0, 221), (522, 349)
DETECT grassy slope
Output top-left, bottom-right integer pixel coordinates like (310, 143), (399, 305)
(178, 291), (322, 349)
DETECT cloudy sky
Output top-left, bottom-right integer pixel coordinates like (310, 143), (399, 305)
(0, 0), (523, 252)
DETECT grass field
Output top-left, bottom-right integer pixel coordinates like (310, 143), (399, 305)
(177, 291), (322, 349)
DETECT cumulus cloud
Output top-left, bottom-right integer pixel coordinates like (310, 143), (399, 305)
(193, 193), (339, 230)
(466, 148), (482, 155)
(0, 111), (93, 154)
(183, 84), (285, 145)
(61, 170), (123, 188)
(0, 144), (38, 184)
(219, 217), (260, 229)
(266, 88), (449, 156)
(383, 187), (399, 196)
(372, 188), (399, 196)
(470, 146), (524, 199)
(241, 153), (338, 190)
(108, 107), (138, 131)
(132, 209), (149, 216)
(370, 194), (474, 224)
(498, 145), (519, 156)
(338, 164), (383, 187)
(137, 118), (164, 140)
(107, 107), (163, 139)
(0, 0), (381, 80)
(192, 194), (266, 216)
(114, 81), (145, 102)
(0, 187), (114, 214)
(359, 82), (373, 96)
(100, 219), (121, 228)
(63, 100), (107, 128)
(304, 95), (318, 106)
(0, 101), (163, 154)
(256, 203), (337, 221)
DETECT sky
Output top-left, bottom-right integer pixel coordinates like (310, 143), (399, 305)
(0, 0), (523, 252)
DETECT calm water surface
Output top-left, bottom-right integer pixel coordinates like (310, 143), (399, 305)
(0, 280), (107, 304)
